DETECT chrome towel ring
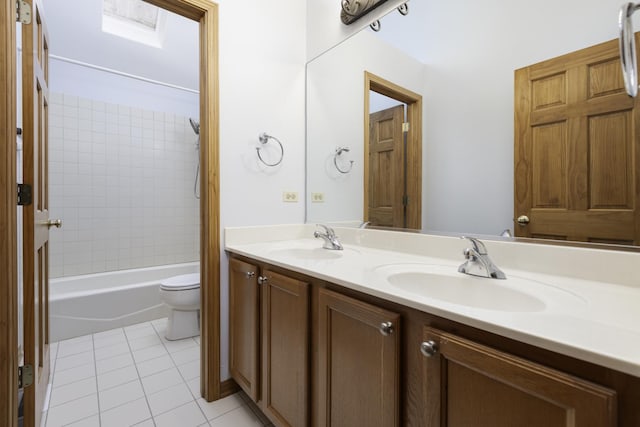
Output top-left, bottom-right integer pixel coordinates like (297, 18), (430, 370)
(619, 3), (640, 97)
(256, 132), (284, 167)
(334, 146), (354, 174)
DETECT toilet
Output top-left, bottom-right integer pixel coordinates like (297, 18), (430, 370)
(159, 273), (200, 340)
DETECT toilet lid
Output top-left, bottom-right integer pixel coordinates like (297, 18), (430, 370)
(160, 273), (200, 291)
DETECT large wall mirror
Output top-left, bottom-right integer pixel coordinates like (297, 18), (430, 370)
(306, 0), (640, 247)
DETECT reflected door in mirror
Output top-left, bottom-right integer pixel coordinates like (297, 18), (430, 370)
(514, 37), (640, 246)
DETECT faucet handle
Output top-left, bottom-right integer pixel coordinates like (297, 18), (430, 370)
(460, 236), (487, 255)
(316, 224), (335, 237)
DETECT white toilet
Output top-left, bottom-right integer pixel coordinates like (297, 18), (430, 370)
(159, 273), (200, 340)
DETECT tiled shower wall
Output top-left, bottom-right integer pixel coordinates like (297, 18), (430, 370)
(49, 93), (200, 278)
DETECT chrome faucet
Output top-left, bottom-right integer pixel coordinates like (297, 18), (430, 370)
(314, 224), (343, 250)
(458, 236), (506, 279)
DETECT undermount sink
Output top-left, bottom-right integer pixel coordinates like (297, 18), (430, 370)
(374, 264), (582, 313)
(268, 247), (359, 260)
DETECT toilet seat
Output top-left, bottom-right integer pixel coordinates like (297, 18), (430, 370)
(160, 273), (200, 291)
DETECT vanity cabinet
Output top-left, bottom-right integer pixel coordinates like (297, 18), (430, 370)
(229, 254), (638, 427)
(316, 288), (401, 427)
(229, 259), (310, 427)
(421, 326), (617, 427)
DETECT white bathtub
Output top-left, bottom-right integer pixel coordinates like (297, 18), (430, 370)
(49, 262), (199, 342)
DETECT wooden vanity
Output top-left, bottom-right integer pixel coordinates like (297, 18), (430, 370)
(227, 253), (640, 427)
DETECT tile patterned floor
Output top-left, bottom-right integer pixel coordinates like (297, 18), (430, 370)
(44, 319), (270, 427)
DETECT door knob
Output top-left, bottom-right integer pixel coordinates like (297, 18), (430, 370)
(516, 215), (530, 226)
(47, 219), (62, 229)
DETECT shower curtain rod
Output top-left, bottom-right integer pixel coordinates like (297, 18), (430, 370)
(48, 53), (200, 95)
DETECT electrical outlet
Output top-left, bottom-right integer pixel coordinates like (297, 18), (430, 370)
(311, 192), (324, 203)
(282, 191), (299, 202)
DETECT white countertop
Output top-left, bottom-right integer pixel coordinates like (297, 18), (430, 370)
(224, 224), (640, 378)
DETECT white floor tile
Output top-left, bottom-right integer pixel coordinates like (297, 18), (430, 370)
(208, 405), (263, 427)
(100, 397), (151, 427)
(132, 419), (155, 427)
(133, 344), (168, 363)
(99, 379), (145, 411)
(141, 367), (184, 395)
(177, 359), (200, 380)
(52, 363), (95, 387)
(170, 346), (200, 365)
(128, 334), (162, 350)
(45, 394), (99, 427)
(59, 334), (93, 345)
(55, 351), (94, 372)
(93, 332), (127, 350)
(57, 339), (93, 358)
(163, 337), (198, 353)
(147, 382), (194, 416)
(66, 415), (100, 427)
(197, 393), (244, 421)
(95, 342), (130, 361)
(136, 354), (175, 378)
(49, 377), (96, 408)
(154, 401), (207, 427)
(97, 365), (139, 391)
(93, 327), (124, 339)
(186, 377), (201, 399)
(96, 352), (134, 375)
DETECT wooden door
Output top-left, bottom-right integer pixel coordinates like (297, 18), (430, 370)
(22, 1), (51, 426)
(368, 104), (406, 228)
(514, 37), (640, 244)
(261, 269), (309, 427)
(317, 288), (400, 427)
(229, 258), (260, 401)
(421, 327), (617, 427)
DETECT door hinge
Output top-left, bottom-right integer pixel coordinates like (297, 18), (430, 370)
(18, 365), (34, 388)
(17, 183), (32, 206)
(402, 195), (409, 206)
(402, 122), (410, 133)
(16, 1), (32, 24)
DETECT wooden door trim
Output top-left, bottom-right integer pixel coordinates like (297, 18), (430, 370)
(364, 71), (422, 230)
(145, 0), (221, 402)
(0, 1), (19, 426)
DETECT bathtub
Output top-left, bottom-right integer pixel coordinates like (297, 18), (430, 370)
(49, 262), (199, 342)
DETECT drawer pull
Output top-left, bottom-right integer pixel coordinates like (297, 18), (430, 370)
(258, 276), (268, 285)
(246, 271), (255, 278)
(420, 340), (438, 357)
(379, 321), (394, 336)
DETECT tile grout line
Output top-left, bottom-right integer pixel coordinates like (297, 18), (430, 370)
(92, 331), (102, 427)
(122, 324), (157, 427)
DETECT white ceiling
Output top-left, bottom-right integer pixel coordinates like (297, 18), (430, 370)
(43, 0), (199, 90)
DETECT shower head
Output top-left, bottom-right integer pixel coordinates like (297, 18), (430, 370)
(189, 118), (200, 135)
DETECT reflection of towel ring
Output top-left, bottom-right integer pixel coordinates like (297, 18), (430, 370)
(256, 132), (284, 167)
(334, 146), (354, 174)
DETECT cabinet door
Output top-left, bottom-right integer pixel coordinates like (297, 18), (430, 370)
(421, 327), (617, 427)
(261, 269), (310, 427)
(317, 288), (401, 427)
(229, 258), (260, 401)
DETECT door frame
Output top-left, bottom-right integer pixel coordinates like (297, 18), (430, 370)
(364, 71), (422, 230)
(0, 1), (221, 424)
(0, 1), (19, 426)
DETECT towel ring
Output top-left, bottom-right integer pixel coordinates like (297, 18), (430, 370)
(334, 146), (354, 174)
(256, 132), (284, 167)
(619, 3), (640, 97)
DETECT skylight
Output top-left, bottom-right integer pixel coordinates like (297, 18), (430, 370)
(102, 0), (167, 48)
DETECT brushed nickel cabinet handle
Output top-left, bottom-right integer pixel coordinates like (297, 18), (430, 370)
(246, 271), (255, 278)
(258, 276), (268, 285)
(420, 340), (438, 357)
(379, 321), (394, 336)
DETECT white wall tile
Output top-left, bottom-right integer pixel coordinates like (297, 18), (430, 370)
(50, 93), (199, 278)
